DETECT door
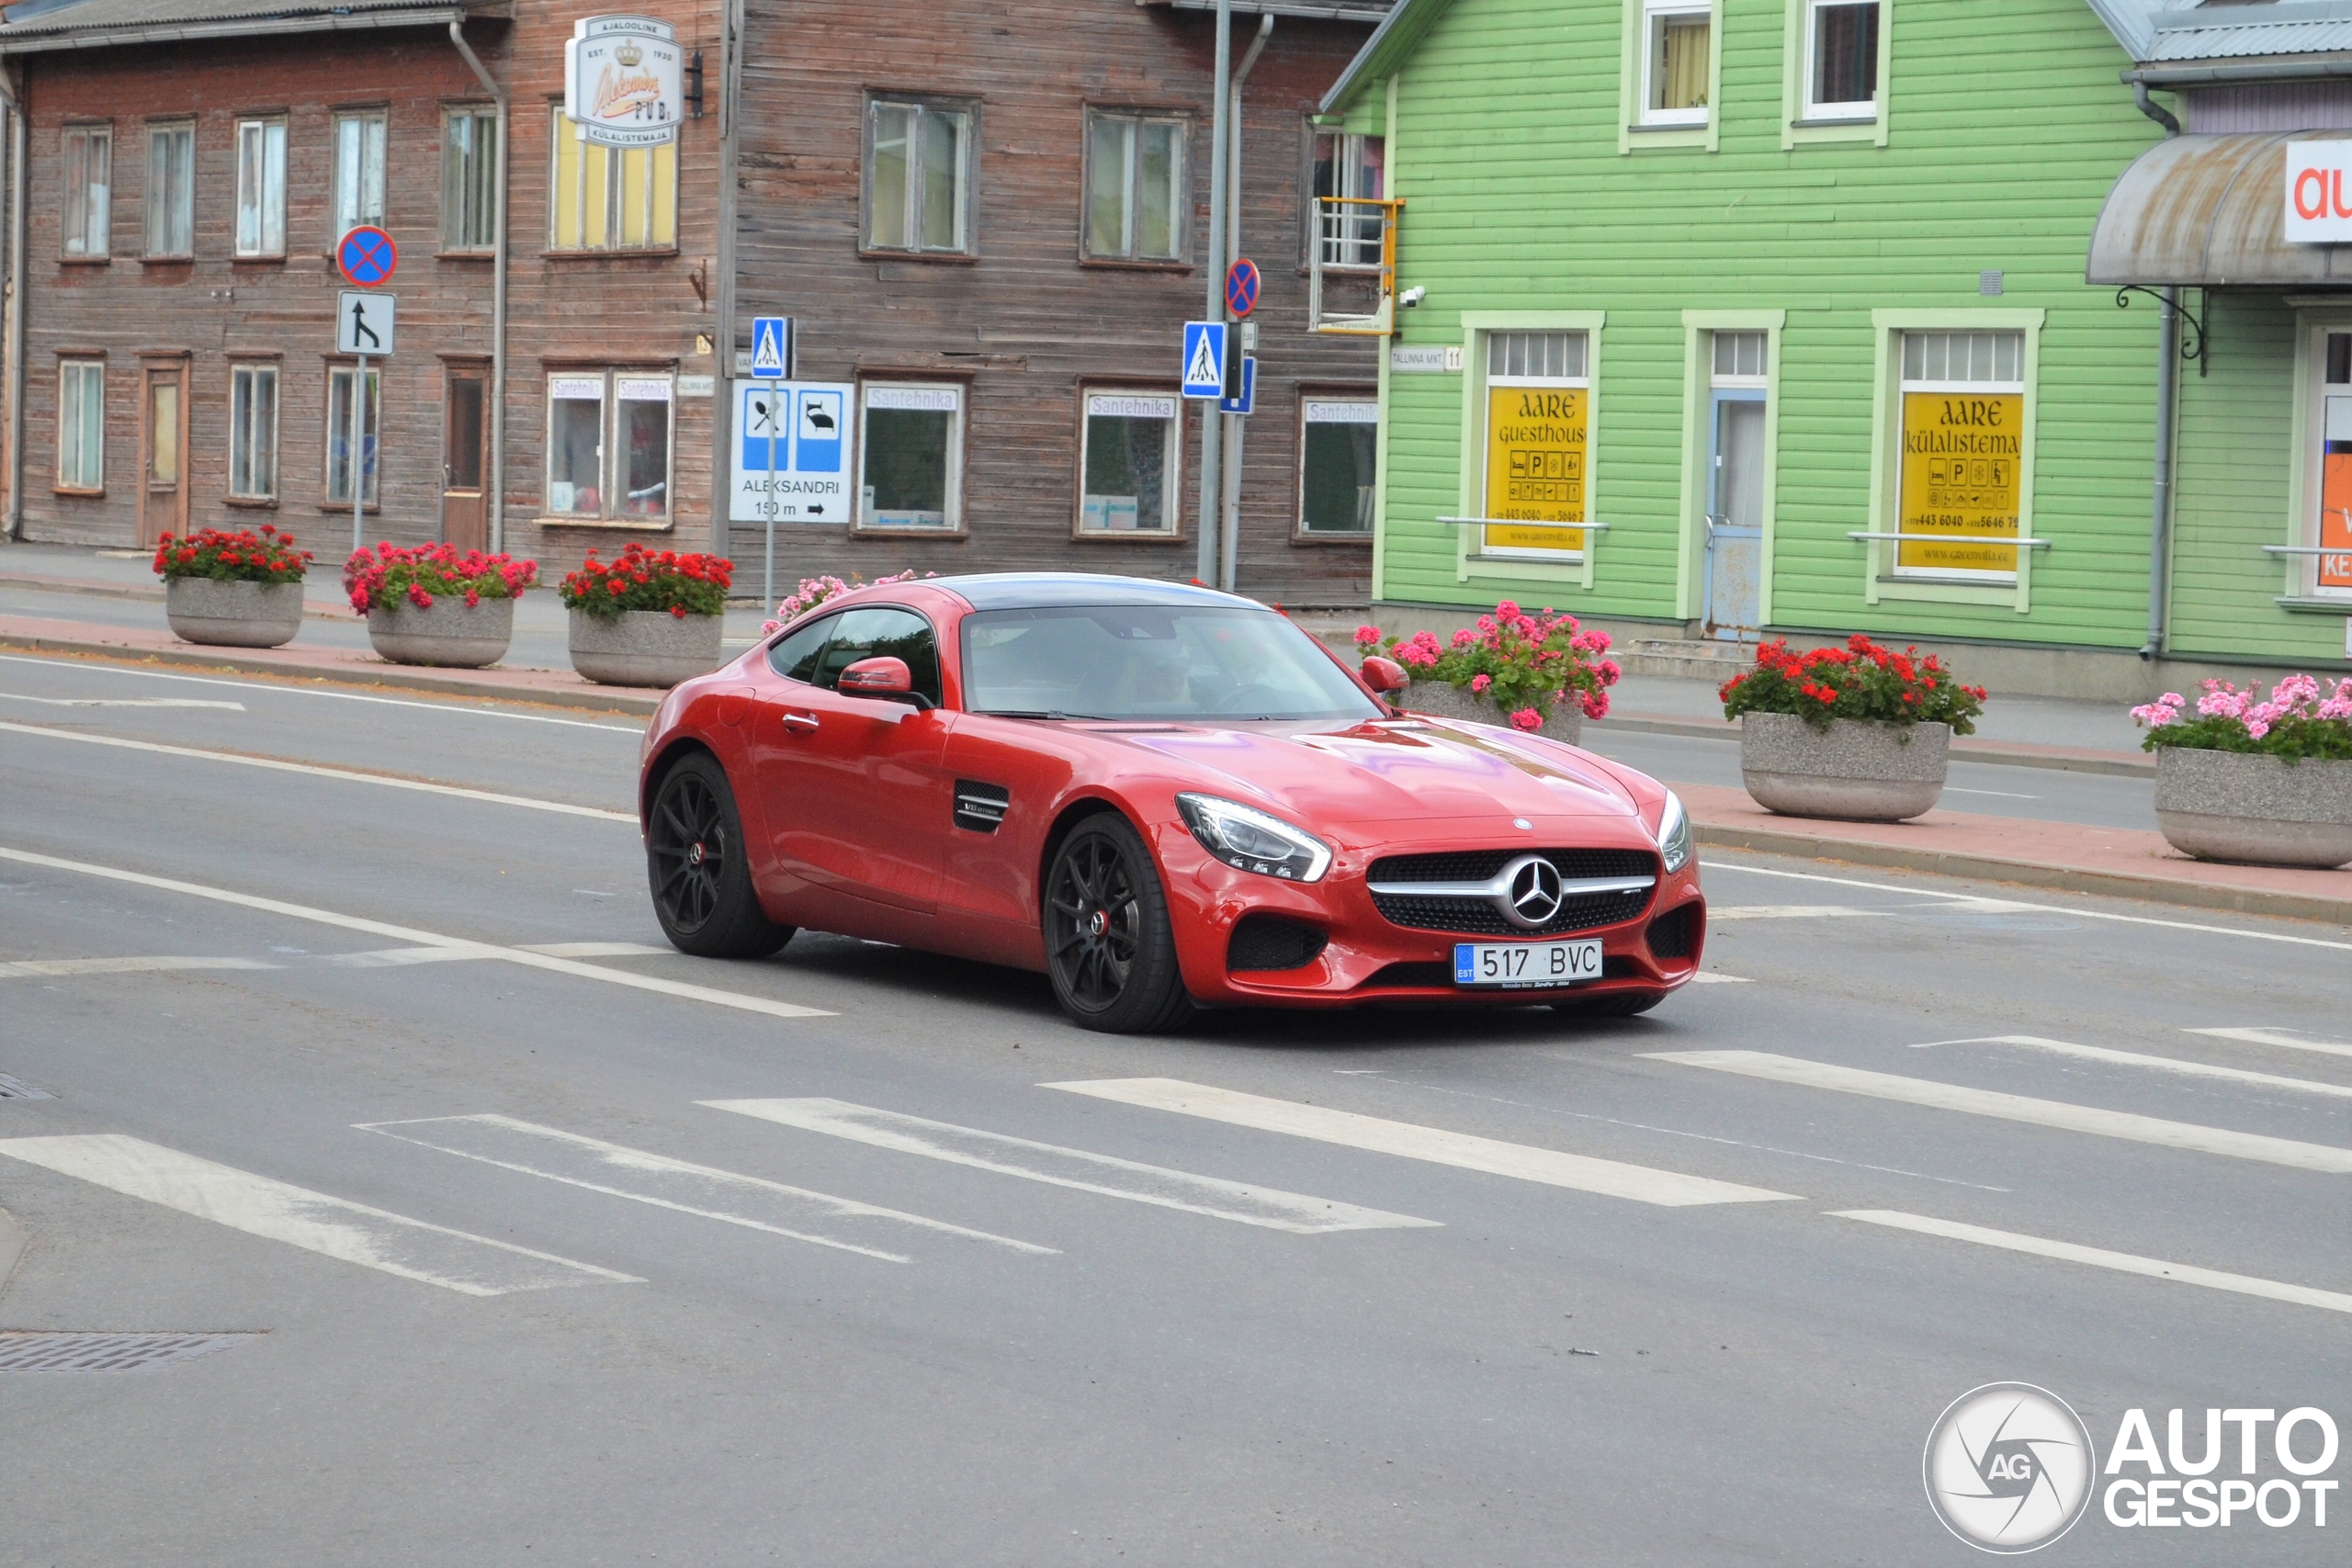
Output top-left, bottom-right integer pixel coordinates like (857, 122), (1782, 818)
(441, 366), (489, 552)
(137, 363), (188, 547)
(1702, 390), (1766, 641)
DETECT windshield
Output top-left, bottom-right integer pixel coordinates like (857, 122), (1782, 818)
(961, 605), (1383, 722)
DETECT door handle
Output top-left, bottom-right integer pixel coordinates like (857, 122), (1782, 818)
(780, 710), (820, 735)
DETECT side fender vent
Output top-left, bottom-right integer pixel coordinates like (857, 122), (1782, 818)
(954, 780), (1011, 833)
(1645, 903), (1700, 961)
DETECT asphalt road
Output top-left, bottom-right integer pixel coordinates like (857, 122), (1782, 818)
(1, 652), (2346, 1566)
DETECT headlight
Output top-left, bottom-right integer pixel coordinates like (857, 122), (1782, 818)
(1176, 794), (1333, 884)
(1656, 789), (1692, 875)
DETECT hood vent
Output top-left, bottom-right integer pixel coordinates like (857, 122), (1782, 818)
(953, 781), (1010, 833)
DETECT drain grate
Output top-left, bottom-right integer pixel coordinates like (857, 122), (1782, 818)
(0, 1074), (52, 1100)
(0, 1331), (258, 1372)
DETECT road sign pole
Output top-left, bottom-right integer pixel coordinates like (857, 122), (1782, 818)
(351, 354), (368, 555)
(1197, 0), (1231, 587)
(764, 391), (778, 616)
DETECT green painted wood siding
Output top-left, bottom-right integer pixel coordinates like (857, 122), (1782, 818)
(1374, 0), (2174, 649)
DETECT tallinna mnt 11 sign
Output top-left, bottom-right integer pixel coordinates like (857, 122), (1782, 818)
(565, 16), (684, 148)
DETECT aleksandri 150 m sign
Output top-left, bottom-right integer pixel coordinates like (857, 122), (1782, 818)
(565, 16), (684, 148)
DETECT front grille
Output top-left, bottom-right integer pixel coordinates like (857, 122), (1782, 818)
(1646, 904), (1700, 961)
(1227, 915), (1329, 973)
(1372, 888), (1652, 937)
(1368, 848), (1657, 885)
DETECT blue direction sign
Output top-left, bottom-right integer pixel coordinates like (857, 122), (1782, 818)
(1217, 356), (1257, 416)
(337, 225), (397, 288)
(750, 316), (789, 378)
(1224, 258), (1261, 319)
(1182, 321), (1227, 400)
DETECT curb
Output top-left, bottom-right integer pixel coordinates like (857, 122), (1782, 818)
(0, 572), (361, 623)
(1593, 714), (2154, 778)
(1694, 822), (2352, 928)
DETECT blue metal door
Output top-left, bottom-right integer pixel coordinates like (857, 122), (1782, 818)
(1702, 389), (1766, 641)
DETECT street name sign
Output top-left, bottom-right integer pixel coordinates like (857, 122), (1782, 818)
(1182, 321), (1227, 399)
(730, 381), (854, 523)
(336, 290), (395, 356)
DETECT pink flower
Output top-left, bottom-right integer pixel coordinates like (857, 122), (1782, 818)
(1353, 624), (1383, 649)
(1470, 673), (1492, 694)
(1597, 659), (1622, 684)
(463, 588), (481, 609)
(1495, 601), (1521, 620)
(1509, 707), (1542, 732)
(1580, 690), (1611, 720)
(1451, 628), (1476, 648)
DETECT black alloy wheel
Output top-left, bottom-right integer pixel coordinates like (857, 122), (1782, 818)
(1043, 815), (1194, 1034)
(646, 752), (794, 959)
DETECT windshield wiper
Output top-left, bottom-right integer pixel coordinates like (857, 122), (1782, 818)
(972, 709), (1116, 721)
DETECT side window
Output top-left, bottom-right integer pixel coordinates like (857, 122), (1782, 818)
(767, 612), (841, 683)
(813, 607), (942, 705)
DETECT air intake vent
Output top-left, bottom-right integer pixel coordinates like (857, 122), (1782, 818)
(953, 781), (1010, 833)
(1227, 914), (1328, 973)
(1646, 904), (1700, 961)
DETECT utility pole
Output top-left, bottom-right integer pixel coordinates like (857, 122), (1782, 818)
(1220, 15), (1272, 594)
(1195, 0), (1231, 587)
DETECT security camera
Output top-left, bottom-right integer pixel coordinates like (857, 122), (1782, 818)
(1399, 286), (1426, 309)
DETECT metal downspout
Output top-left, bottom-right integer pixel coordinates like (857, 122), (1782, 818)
(1, 69), (25, 540)
(1197, 0), (1231, 586)
(716, 0), (742, 573)
(2132, 82), (2179, 660)
(449, 21), (508, 553)
(1217, 14), (1272, 594)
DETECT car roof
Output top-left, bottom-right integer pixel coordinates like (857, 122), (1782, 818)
(924, 573), (1268, 613)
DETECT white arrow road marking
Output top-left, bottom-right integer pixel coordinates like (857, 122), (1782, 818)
(1647, 1050), (2352, 1173)
(0, 955), (277, 979)
(2186, 1026), (2352, 1062)
(0, 1134), (639, 1296)
(358, 1114), (1055, 1260)
(0, 693), (245, 709)
(1831, 1210), (2352, 1316)
(702, 1099), (1438, 1235)
(1043, 1078), (1799, 1208)
(0, 846), (831, 1020)
(1915, 1034), (2352, 1100)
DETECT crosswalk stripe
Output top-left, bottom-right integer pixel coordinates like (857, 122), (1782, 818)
(0, 955), (277, 979)
(701, 1098), (1439, 1234)
(2186, 1026), (2352, 1062)
(0, 1133), (639, 1296)
(1043, 1078), (1800, 1207)
(1647, 1050), (2352, 1174)
(1830, 1210), (2352, 1316)
(1919, 1034), (2352, 1101)
(358, 1114), (1056, 1260)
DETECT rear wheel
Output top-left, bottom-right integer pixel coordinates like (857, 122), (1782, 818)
(1044, 816), (1194, 1034)
(1555, 990), (1665, 1019)
(647, 752), (794, 959)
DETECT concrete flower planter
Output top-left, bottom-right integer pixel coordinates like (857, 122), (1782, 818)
(568, 608), (725, 687)
(1398, 679), (1583, 746)
(366, 596), (515, 668)
(1740, 711), (1950, 822)
(164, 577), (303, 649)
(2153, 748), (2352, 869)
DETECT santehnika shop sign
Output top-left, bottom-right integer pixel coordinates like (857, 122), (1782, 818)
(565, 16), (684, 148)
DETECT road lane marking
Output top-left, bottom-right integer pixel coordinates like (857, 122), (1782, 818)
(0, 955), (277, 979)
(329, 946), (494, 968)
(1830, 1210), (2352, 1316)
(1916, 1034), (2352, 1101)
(1944, 786), (2038, 798)
(358, 1115), (1055, 1261)
(0, 720), (635, 822)
(1042, 1078), (1800, 1208)
(0, 846), (831, 1021)
(2187, 1027), (2352, 1062)
(0, 692), (244, 709)
(518, 942), (670, 958)
(1706, 905), (1883, 921)
(1690, 972), (1753, 984)
(0, 1133), (639, 1296)
(702, 1098), (1438, 1234)
(1705, 860), (2352, 953)
(1647, 1050), (2352, 1173)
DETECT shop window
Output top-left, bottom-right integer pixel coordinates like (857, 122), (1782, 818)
(548, 106), (677, 252)
(56, 361), (104, 491)
(144, 122), (192, 259)
(860, 381), (964, 530)
(2310, 333), (2352, 598)
(443, 107), (499, 252)
(545, 371), (673, 521)
(1893, 330), (2025, 581)
(1299, 395), (1378, 536)
(1642, 1), (1712, 127)
(325, 362), (381, 505)
(230, 364), (277, 502)
(865, 98), (972, 254)
(1080, 389), (1182, 535)
(235, 118), (287, 257)
(62, 125), (110, 258)
(1805, 1), (1880, 119)
(332, 109), (387, 247)
(1479, 330), (1591, 562)
(1086, 110), (1184, 262)
(1309, 131), (1385, 268)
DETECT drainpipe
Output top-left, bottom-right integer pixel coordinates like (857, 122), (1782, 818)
(1217, 13), (1272, 594)
(717, 0), (742, 572)
(0, 67), (25, 540)
(1196, 0), (1231, 586)
(449, 20), (508, 553)
(2132, 80), (2179, 660)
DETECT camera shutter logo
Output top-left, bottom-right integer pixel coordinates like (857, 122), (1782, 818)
(1924, 1383), (2097, 1553)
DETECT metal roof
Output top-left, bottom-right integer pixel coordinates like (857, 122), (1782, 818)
(0, 0), (508, 51)
(2086, 130), (2352, 284)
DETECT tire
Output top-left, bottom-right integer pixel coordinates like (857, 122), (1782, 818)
(646, 751), (795, 959)
(1043, 815), (1195, 1034)
(1555, 989), (1665, 1019)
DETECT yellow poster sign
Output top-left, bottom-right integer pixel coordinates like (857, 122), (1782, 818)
(1898, 390), (2023, 574)
(1484, 385), (1586, 555)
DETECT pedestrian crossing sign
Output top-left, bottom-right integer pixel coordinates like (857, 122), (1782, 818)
(750, 317), (789, 378)
(1182, 321), (1227, 400)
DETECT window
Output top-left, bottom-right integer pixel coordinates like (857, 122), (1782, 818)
(1310, 131), (1385, 268)
(1894, 330), (2026, 581)
(62, 126), (111, 257)
(1080, 390), (1182, 535)
(235, 118), (287, 257)
(1713, 330), (1769, 383)
(1086, 111), (1184, 262)
(545, 371), (673, 521)
(548, 106), (676, 251)
(56, 361), (104, 491)
(325, 363), (381, 505)
(1804, 1), (1880, 119)
(1642, 1), (1712, 126)
(144, 122), (192, 258)
(2308, 333), (2352, 598)
(860, 381), (964, 530)
(768, 611), (842, 681)
(1299, 396), (1377, 536)
(865, 98), (971, 254)
(443, 107), (499, 251)
(332, 110), (388, 246)
(808, 606), (944, 705)
(1481, 330), (1591, 561)
(230, 364), (278, 502)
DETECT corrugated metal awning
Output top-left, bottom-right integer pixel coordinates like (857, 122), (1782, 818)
(2088, 130), (2352, 287)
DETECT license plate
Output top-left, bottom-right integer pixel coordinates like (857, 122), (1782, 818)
(1453, 939), (1604, 988)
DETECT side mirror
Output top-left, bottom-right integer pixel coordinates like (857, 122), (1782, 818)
(838, 656), (930, 708)
(1360, 655), (1410, 695)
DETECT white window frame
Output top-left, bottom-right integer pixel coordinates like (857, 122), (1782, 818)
(1084, 109), (1187, 264)
(56, 359), (105, 491)
(1804, 0), (1882, 121)
(1639, 0), (1713, 129)
(1297, 392), (1380, 537)
(144, 120), (193, 259)
(229, 362), (279, 502)
(864, 97), (973, 256)
(546, 105), (675, 254)
(332, 108), (389, 248)
(1783, 0), (1894, 149)
(235, 117), (288, 258)
(442, 106), (499, 252)
(541, 369), (676, 525)
(2296, 321), (2352, 604)
(1077, 387), (1183, 537)
(324, 361), (381, 506)
(1309, 130), (1386, 271)
(1457, 314), (1605, 591)
(857, 379), (967, 532)
(62, 124), (111, 258)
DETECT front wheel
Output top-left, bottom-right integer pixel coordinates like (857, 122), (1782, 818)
(647, 752), (794, 959)
(1043, 815), (1194, 1034)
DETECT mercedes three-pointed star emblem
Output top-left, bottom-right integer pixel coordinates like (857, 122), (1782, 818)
(1500, 854), (1565, 928)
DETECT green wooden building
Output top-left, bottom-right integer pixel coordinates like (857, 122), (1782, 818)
(1316, 0), (2352, 692)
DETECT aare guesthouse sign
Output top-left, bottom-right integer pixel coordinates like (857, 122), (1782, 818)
(2283, 141), (2352, 243)
(564, 16), (684, 148)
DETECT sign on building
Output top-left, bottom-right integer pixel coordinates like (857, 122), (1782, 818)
(730, 381), (854, 523)
(1898, 390), (2023, 575)
(2285, 141), (2352, 244)
(1482, 385), (1586, 555)
(565, 16), (684, 148)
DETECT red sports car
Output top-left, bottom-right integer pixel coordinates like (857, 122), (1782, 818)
(638, 573), (1703, 1032)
